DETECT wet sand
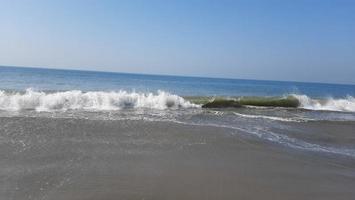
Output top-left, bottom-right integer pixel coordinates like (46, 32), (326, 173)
(1, 117), (355, 200)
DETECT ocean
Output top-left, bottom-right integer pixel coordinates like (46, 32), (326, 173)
(1, 65), (355, 200)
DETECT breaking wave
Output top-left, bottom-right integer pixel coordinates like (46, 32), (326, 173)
(293, 94), (355, 112)
(1, 89), (354, 113)
(0, 89), (199, 111)
(190, 95), (355, 112)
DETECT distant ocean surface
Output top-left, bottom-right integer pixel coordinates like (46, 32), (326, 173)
(1, 65), (354, 97)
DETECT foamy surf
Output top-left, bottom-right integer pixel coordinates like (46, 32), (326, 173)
(293, 94), (355, 112)
(1, 89), (355, 113)
(0, 89), (199, 111)
(233, 112), (310, 122)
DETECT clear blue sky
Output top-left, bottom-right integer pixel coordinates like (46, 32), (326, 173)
(1, 0), (354, 84)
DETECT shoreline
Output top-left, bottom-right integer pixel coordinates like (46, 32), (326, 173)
(1, 117), (354, 199)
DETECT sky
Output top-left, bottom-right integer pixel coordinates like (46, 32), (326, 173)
(0, 0), (355, 84)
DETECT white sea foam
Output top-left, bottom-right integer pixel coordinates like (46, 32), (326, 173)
(0, 89), (199, 112)
(173, 120), (355, 158)
(233, 112), (308, 122)
(1, 89), (355, 113)
(292, 94), (355, 112)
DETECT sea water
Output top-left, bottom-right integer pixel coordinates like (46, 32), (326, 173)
(1, 65), (355, 157)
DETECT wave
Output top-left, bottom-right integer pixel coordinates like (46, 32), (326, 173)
(197, 96), (300, 108)
(0, 89), (199, 111)
(190, 95), (355, 112)
(293, 94), (355, 112)
(1, 89), (354, 113)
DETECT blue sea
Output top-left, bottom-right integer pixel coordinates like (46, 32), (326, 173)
(1, 65), (354, 98)
(1, 65), (355, 157)
(1, 65), (355, 113)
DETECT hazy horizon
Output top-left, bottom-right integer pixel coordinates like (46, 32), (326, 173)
(3, 64), (355, 86)
(1, 0), (355, 84)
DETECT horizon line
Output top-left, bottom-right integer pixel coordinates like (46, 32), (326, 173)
(1, 64), (354, 87)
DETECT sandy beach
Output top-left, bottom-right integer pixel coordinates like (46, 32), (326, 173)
(1, 117), (354, 200)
